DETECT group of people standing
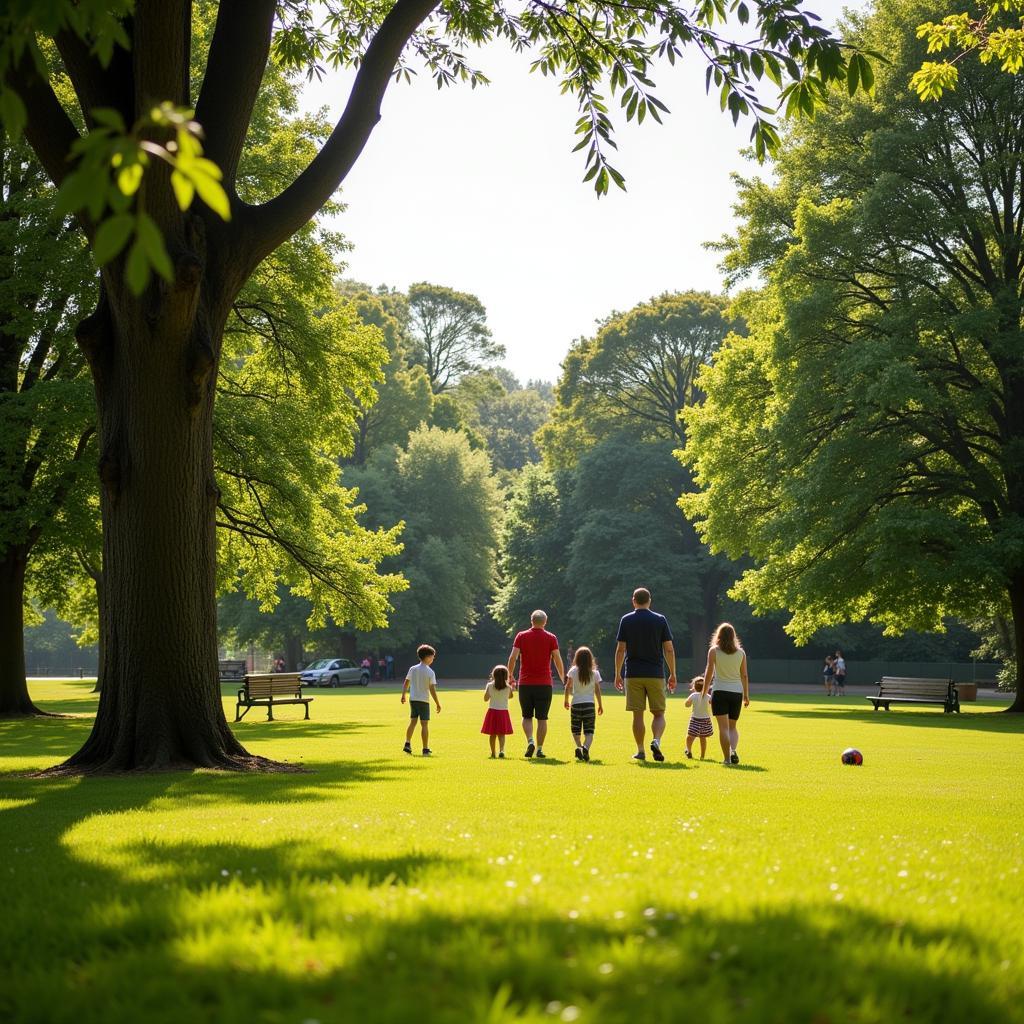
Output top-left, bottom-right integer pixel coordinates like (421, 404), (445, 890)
(400, 587), (751, 765)
(362, 653), (395, 681)
(822, 651), (847, 696)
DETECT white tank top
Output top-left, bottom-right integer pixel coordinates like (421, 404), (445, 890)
(486, 682), (510, 710)
(712, 647), (745, 693)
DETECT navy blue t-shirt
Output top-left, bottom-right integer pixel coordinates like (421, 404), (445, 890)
(615, 608), (673, 678)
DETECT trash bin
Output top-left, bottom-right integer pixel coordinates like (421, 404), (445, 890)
(957, 682), (977, 702)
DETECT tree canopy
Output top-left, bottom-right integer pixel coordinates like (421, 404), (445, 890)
(682, 0), (1024, 709)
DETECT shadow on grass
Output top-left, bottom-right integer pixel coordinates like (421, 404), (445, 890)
(758, 703), (1024, 733)
(0, 777), (1010, 1024)
(633, 759), (693, 771)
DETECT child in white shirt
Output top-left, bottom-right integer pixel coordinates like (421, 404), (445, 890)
(481, 665), (515, 757)
(401, 644), (441, 755)
(685, 675), (713, 760)
(563, 646), (603, 762)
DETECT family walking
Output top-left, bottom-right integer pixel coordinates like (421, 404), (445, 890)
(401, 587), (751, 764)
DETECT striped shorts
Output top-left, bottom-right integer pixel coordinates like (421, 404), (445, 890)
(570, 702), (596, 734)
(688, 717), (713, 738)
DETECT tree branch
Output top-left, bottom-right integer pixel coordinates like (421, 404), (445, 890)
(54, 23), (134, 127)
(243, 0), (440, 263)
(5, 47), (81, 188)
(194, 0), (276, 190)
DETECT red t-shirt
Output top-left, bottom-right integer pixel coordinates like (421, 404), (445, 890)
(513, 627), (559, 686)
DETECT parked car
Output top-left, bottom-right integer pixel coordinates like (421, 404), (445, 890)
(299, 658), (370, 688)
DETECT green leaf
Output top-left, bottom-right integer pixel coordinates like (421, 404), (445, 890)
(135, 212), (174, 282)
(847, 56), (860, 95)
(116, 162), (144, 196)
(188, 161), (232, 220)
(124, 239), (150, 294)
(92, 213), (135, 266)
(0, 87), (27, 141)
(170, 169), (196, 209)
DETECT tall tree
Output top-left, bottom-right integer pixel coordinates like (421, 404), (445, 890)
(348, 426), (502, 647)
(0, 129), (95, 716)
(683, 0), (1024, 710)
(1, 0), (864, 769)
(406, 282), (503, 393)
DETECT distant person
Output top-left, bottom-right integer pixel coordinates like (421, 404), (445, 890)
(361, 655), (372, 678)
(272, 657), (285, 673)
(377, 654), (386, 681)
(507, 609), (565, 758)
(566, 641), (576, 667)
(401, 644), (441, 756)
(564, 646), (604, 762)
(481, 665), (515, 758)
(823, 654), (835, 696)
(684, 675), (713, 760)
(834, 651), (847, 695)
(385, 653), (395, 680)
(614, 587), (676, 762)
(703, 622), (750, 765)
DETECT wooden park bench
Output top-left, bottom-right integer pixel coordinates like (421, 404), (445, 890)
(235, 673), (312, 722)
(218, 659), (248, 682)
(867, 676), (960, 714)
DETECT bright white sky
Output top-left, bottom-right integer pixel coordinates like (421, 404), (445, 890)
(299, 0), (853, 384)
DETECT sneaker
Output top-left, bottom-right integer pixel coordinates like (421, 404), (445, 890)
(685, 749), (693, 759)
(632, 751), (647, 761)
(582, 747), (591, 762)
(422, 748), (432, 756)
(498, 751), (505, 759)
(651, 742), (665, 762)
(574, 746), (583, 760)
(403, 742), (412, 754)
(525, 741), (535, 758)
(731, 752), (740, 765)
(536, 748), (546, 758)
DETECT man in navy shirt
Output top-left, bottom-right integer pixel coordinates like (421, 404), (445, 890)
(614, 587), (676, 761)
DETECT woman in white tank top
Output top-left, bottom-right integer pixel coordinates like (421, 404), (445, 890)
(701, 622), (750, 765)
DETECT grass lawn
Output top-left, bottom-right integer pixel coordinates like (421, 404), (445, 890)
(0, 680), (1021, 1024)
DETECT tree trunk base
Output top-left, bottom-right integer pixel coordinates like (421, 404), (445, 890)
(37, 750), (303, 777)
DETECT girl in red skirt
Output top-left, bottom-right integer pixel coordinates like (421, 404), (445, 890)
(482, 665), (515, 757)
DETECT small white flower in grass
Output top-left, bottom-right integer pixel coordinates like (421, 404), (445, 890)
(829, 883), (839, 892)
(546, 1001), (563, 1015)
(688, 891), (699, 900)
(613, 910), (625, 919)
(568, 910), (579, 919)
(532, 874), (543, 885)
(590, 868), (598, 876)
(220, 869), (229, 877)
(643, 907), (656, 919)
(561, 1007), (580, 1022)
(897, 870), (908, 878)
(506, 880), (517, 888)
(598, 963), (614, 975)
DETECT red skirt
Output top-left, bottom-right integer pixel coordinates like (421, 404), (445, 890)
(481, 708), (514, 735)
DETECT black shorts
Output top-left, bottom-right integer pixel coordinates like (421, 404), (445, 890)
(518, 686), (553, 720)
(570, 703), (596, 734)
(711, 690), (743, 720)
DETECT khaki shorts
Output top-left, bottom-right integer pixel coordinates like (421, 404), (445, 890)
(625, 677), (666, 713)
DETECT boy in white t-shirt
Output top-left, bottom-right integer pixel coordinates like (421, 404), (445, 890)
(684, 676), (713, 760)
(401, 644), (441, 755)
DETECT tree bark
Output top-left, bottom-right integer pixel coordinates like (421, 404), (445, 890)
(1006, 575), (1024, 713)
(0, 548), (46, 717)
(284, 633), (304, 672)
(91, 573), (104, 693)
(50, 276), (288, 773)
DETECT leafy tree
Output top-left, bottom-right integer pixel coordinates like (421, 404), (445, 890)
(477, 386), (553, 473)
(0, 130), (95, 715)
(348, 426), (502, 647)
(683, 0), (1024, 710)
(406, 282), (504, 393)
(1, 0), (865, 769)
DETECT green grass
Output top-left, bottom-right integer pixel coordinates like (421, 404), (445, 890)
(1, 680), (1021, 1024)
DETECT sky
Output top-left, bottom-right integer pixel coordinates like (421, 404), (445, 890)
(299, 0), (852, 384)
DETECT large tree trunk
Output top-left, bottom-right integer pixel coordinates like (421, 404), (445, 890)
(284, 633), (304, 672)
(1006, 576), (1024, 713)
(0, 547), (45, 717)
(91, 573), (104, 693)
(51, 280), (287, 773)
(687, 567), (723, 677)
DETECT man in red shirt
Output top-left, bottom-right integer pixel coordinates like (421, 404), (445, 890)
(507, 609), (564, 758)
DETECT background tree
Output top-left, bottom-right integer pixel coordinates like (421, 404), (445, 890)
(0, 128), (94, 716)
(348, 426), (502, 648)
(683, 0), (1024, 710)
(406, 282), (504, 393)
(1, 0), (867, 769)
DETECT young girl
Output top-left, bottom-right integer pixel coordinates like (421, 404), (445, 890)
(481, 665), (515, 757)
(563, 646), (603, 761)
(684, 676), (713, 759)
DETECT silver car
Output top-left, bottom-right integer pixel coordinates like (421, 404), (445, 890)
(299, 658), (370, 688)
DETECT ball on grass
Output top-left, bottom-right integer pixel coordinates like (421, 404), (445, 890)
(841, 747), (863, 765)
